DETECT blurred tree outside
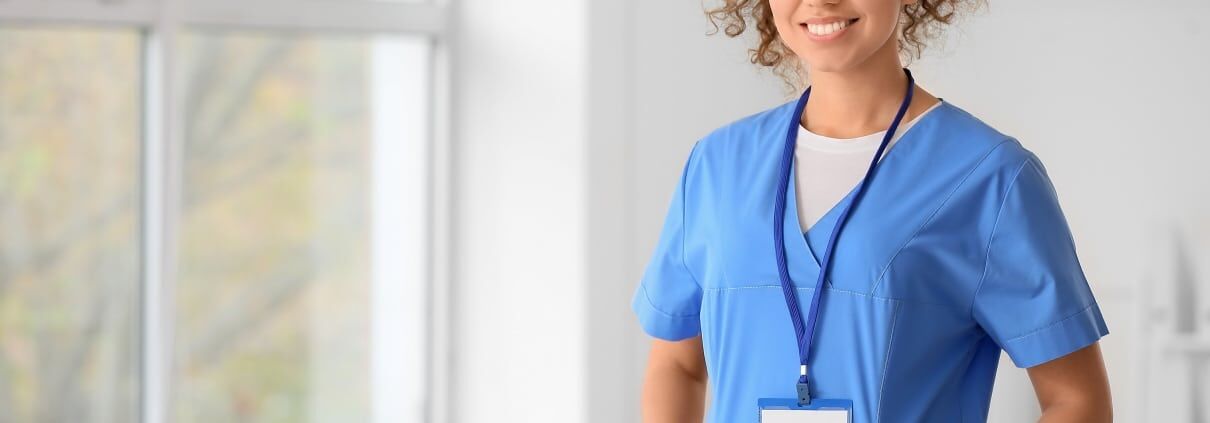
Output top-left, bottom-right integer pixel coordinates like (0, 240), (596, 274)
(0, 26), (141, 423)
(0, 27), (389, 423)
(175, 31), (373, 423)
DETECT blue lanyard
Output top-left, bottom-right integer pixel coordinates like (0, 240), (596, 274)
(772, 67), (916, 405)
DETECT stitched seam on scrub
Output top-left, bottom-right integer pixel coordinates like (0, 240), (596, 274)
(705, 284), (955, 309)
(701, 284), (909, 304)
(874, 300), (902, 423)
(1002, 302), (1097, 344)
(968, 156), (1031, 320)
(869, 138), (1017, 296)
(641, 282), (699, 318)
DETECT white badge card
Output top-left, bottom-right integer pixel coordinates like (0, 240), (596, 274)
(758, 398), (852, 423)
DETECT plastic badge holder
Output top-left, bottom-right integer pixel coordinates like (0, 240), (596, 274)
(758, 398), (853, 423)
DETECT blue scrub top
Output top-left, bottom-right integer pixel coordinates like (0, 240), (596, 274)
(631, 98), (1110, 422)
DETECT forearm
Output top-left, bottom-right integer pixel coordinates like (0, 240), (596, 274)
(1029, 342), (1113, 422)
(640, 363), (707, 423)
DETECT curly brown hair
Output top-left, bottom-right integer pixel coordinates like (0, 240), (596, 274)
(705, 0), (985, 90)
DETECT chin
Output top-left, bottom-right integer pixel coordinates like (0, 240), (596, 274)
(802, 57), (856, 74)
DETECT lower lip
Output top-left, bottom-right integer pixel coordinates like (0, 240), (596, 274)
(802, 19), (858, 42)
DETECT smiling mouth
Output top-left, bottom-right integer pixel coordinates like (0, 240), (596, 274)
(802, 18), (859, 37)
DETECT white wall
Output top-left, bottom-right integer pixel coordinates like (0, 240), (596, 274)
(450, 0), (588, 421)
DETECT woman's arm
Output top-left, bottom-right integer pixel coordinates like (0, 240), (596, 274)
(1027, 341), (1113, 422)
(641, 335), (708, 423)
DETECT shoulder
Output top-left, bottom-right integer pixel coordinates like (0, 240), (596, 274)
(928, 102), (1069, 223)
(931, 101), (1043, 177)
(700, 98), (800, 146)
(686, 98), (799, 170)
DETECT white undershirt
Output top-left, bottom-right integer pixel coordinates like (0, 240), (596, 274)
(794, 101), (944, 232)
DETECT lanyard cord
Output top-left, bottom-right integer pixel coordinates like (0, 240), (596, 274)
(772, 67), (916, 404)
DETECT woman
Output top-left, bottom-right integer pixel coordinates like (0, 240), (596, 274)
(630, 0), (1113, 421)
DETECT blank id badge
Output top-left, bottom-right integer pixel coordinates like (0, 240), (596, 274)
(757, 398), (853, 423)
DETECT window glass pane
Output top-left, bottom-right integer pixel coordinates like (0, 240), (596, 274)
(175, 30), (429, 422)
(0, 27), (142, 423)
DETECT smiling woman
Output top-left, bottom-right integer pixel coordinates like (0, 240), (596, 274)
(635, 1), (1112, 422)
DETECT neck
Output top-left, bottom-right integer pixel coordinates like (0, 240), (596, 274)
(801, 43), (918, 139)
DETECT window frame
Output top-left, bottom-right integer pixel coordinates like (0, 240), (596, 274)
(0, 1), (452, 422)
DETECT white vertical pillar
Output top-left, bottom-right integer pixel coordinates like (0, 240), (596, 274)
(370, 36), (430, 423)
(452, 0), (588, 421)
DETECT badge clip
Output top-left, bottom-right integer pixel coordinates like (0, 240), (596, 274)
(797, 365), (811, 406)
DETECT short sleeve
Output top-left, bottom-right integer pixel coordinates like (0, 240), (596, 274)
(972, 154), (1109, 368)
(631, 141), (705, 341)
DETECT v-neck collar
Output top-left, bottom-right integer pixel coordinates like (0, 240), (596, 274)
(780, 99), (949, 286)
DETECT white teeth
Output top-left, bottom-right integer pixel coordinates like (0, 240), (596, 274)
(807, 20), (851, 36)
